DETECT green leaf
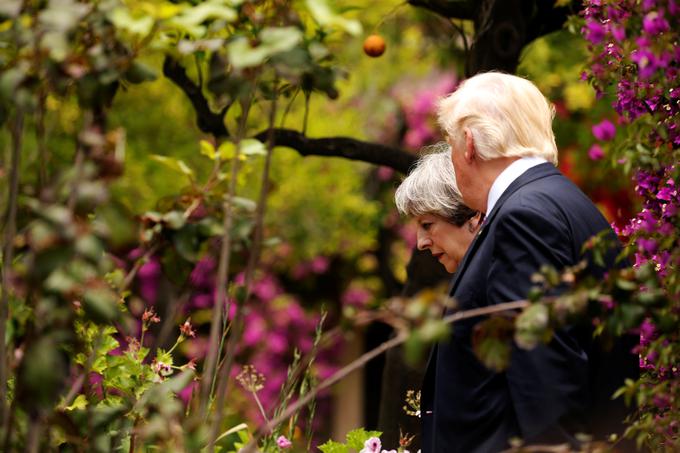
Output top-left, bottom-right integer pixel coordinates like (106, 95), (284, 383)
(240, 138), (267, 156)
(345, 428), (381, 451)
(151, 155), (195, 181)
(200, 139), (217, 159)
(514, 304), (550, 350)
(227, 27), (303, 69)
(173, 224), (200, 262)
(64, 394), (88, 411)
(472, 317), (514, 372)
(178, 1), (237, 26)
(0, 1), (21, 18)
(305, 0), (362, 35)
(82, 287), (119, 323)
(17, 334), (69, 412)
(109, 7), (155, 36)
(260, 26), (303, 54)
(227, 37), (269, 69)
(75, 235), (104, 262)
(475, 336), (511, 372)
(214, 423), (249, 443)
(125, 61), (157, 84)
(318, 440), (348, 453)
(231, 196), (256, 212)
(162, 211), (186, 230)
(217, 141), (237, 160)
(0, 67), (26, 102)
(44, 268), (78, 294)
(39, 0), (91, 32)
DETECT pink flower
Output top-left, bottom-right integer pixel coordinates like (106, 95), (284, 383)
(180, 318), (196, 338)
(276, 435), (292, 449)
(377, 166), (395, 181)
(310, 256), (330, 274)
(592, 119), (616, 141)
(341, 287), (372, 307)
(588, 144), (604, 160)
(360, 437), (382, 453)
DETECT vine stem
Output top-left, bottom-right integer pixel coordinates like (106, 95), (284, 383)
(241, 299), (530, 452)
(0, 110), (24, 430)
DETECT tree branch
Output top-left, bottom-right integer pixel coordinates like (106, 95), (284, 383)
(253, 128), (417, 174)
(162, 56), (229, 138)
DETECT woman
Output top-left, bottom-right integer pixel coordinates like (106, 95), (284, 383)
(395, 148), (481, 273)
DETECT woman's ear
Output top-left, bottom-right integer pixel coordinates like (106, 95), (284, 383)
(468, 212), (483, 232)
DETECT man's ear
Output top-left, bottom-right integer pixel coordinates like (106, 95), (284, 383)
(463, 128), (475, 163)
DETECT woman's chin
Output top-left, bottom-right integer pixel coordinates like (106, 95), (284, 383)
(443, 261), (457, 273)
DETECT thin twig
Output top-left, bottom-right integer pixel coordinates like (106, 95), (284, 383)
(242, 299), (530, 452)
(121, 243), (160, 292)
(302, 92), (310, 135)
(203, 94), (255, 446)
(58, 332), (103, 410)
(36, 89), (48, 190)
(0, 110), (23, 435)
(279, 87), (299, 128)
(199, 154), (240, 417)
(26, 416), (42, 453)
(207, 79), (277, 450)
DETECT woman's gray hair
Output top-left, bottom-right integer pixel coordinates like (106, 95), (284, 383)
(395, 144), (477, 226)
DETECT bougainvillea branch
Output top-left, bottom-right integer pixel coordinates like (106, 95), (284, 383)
(581, 0), (679, 448)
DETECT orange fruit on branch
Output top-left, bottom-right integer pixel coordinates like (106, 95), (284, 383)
(363, 34), (386, 57)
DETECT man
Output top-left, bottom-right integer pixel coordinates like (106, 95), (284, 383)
(420, 72), (637, 452)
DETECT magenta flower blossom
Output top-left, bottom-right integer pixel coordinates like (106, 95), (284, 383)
(377, 166), (395, 182)
(276, 435), (292, 449)
(638, 238), (658, 254)
(310, 256), (330, 274)
(189, 257), (215, 288)
(642, 11), (670, 35)
(341, 287), (372, 307)
(360, 437), (382, 453)
(592, 119), (616, 141)
(611, 25), (626, 42)
(584, 19), (606, 44)
(588, 144), (604, 161)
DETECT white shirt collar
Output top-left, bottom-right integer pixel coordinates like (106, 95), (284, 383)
(486, 156), (548, 215)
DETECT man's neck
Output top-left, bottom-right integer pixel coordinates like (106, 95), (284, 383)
(485, 156), (549, 214)
(478, 157), (520, 213)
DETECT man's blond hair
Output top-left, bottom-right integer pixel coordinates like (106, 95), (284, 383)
(437, 72), (558, 164)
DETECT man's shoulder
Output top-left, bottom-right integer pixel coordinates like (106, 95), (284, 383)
(500, 170), (595, 216)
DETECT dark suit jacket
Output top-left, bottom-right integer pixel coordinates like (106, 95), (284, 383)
(421, 163), (637, 452)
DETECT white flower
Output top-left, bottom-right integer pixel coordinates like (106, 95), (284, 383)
(360, 437), (381, 453)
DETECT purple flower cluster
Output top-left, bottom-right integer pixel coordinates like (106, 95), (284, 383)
(617, 167), (678, 278)
(582, 0), (680, 147)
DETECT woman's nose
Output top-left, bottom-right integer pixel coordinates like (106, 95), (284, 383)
(417, 233), (431, 250)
